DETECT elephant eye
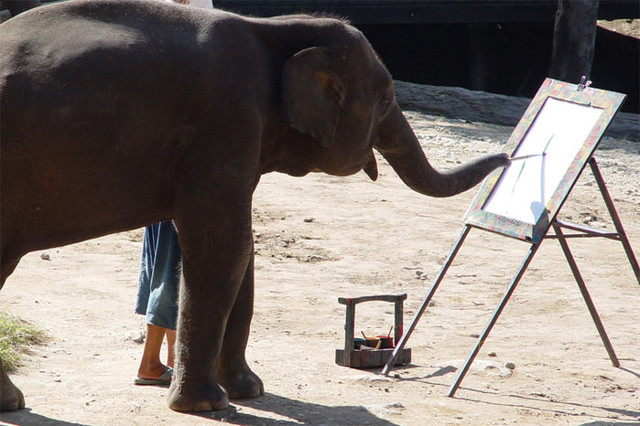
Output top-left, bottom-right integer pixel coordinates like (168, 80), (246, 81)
(379, 93), (391, 116)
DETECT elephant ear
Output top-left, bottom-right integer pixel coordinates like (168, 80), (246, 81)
(281, 47), (345, 147)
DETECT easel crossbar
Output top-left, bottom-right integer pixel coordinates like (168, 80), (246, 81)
(545, 219), (622, 240)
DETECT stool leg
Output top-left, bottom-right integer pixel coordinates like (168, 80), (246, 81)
(393, 300), (403, 346)
(344, 303), (355, 352)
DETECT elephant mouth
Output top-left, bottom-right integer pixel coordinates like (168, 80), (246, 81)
(317, 149), (378, 180)
(362, 150), (378, 181)
(277, 155), (316, 177)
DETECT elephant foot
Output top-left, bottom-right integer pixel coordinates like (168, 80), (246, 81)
(218, 367), (264, 399)
(1, 375), (25, 412)
(167, 380), (229, 412)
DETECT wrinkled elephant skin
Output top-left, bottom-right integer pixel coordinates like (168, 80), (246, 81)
(0, 0), (508, 412)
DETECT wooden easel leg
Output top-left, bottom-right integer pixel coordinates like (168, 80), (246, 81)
(382, 225), (471, 376)
(447, 241), (541, 397)
(589, 157), (640, 284)
(552, 223), (620, 367)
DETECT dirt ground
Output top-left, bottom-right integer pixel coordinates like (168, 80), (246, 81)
(1, 103), (639, 425)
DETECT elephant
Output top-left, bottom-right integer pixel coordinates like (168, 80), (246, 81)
(0, 0), (509, 412)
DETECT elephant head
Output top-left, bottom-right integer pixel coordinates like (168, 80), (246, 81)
(277, 23), (509, 196)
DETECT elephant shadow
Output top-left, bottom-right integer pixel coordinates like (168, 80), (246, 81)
(188, 392), (397, 425)
(0, 396), (395, 425)
(0, 408), (87, 426)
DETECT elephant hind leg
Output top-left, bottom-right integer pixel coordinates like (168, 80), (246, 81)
(0, 356), (25, 411)
(0, 248), (26, 410)
(0, 252), (26, 410)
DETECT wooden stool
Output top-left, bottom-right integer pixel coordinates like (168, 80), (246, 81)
(335, 294), (411, 368)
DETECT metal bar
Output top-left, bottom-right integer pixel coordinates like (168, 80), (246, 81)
(448, 241), (541, 397)
(545, 233), (620, 240)
(554, 220), (603, 233)
(550, 219), (621, 239)
(552, 223), (620, 367)
(382, 225), (471, 376)
(589, 157), (640, 284)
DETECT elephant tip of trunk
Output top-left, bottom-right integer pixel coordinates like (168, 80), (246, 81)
(462, 151), (511, 175)
(489, 152), (511, 169)
(467, 152), (511, 172)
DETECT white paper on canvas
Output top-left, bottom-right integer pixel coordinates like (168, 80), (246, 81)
(483, 97), (603, 224)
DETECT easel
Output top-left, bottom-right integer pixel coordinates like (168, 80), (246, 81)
(381, 78), (640, 397)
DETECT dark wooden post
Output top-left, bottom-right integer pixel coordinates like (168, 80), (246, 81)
(468, 24), (490, 92)
(549, 0), (599, 83)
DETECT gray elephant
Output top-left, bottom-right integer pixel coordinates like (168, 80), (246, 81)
(0, 0), (509, 412)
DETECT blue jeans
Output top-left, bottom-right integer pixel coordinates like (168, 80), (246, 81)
(135, 221), (180, 330)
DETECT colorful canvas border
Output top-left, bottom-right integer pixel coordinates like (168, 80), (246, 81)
(463, 78), (626, 244)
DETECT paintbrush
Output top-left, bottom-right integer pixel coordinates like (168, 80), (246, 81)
(510, 135), (554, 162)
(510, 152), (547, 161)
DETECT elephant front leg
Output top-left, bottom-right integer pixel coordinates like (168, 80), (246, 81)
(215, 246), (264, 398)
(167, 215), (255, 412)
(1, 355), (25, 411)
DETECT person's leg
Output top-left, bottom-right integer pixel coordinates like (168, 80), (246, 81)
(135, 221), (180, 380)
(144, 221), (180, 368)
(145, 221), (180, 332)
(138, 324), (171, 380)
(166, 329), (177, 368)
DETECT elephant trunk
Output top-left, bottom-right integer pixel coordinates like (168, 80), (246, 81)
(375, 105), (509, 198)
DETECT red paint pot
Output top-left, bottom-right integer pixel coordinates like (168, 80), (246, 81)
(376, 336), (394, 349)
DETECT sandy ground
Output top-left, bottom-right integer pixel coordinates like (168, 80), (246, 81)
(1, 107), (639, 425)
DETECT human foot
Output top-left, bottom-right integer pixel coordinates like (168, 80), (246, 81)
(135, 366), (173, 385)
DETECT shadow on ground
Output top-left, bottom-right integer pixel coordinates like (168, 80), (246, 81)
(0, 408), (87, 426)
(187, 392), (397, 425)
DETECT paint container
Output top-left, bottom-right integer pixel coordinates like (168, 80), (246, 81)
(363, 338), (380, 348)
(376, 336), (394, 349)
